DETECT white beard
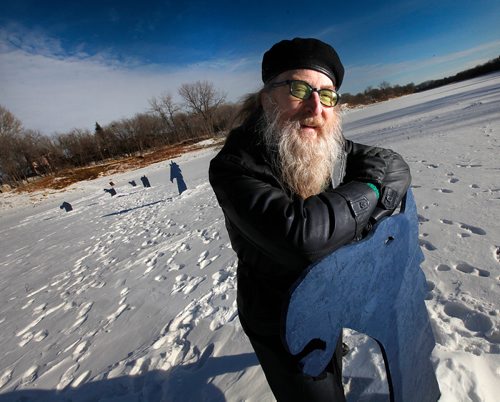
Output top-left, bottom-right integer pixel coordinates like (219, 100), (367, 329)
(261, 107), (345, 199)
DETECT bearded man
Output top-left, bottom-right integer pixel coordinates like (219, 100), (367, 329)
(209, 38), (411, 401)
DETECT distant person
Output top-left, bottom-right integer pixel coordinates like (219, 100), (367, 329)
(140, 175), (151, 188)
(170, 161), (187, 194)
(104, 188), (116, 196)
(109, 180), (115, 187)
(60, 201), (73, 212)
(129, 180), (137, 187)
(209, 37), (411, 401)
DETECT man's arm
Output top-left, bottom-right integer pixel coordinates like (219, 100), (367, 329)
(344, 141), (412, 223)
(209, 153), (379, 268)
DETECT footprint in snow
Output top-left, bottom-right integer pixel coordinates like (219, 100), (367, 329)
(56, 363), (79, 390)
(443, 301), (492, 333)
(104, 304), (129, 328)
(33, 329), (48, 342)
(419, 239), (437, 251)
(171, 274), (205, 295)
(0, 368), (13, 389)
(198, 252), (220, 269)
(417, 214), (429, 223)
(433, 188), (453, 194)
(454, 262), (490, 277)
(456, 163), (482, 168)
(198, 229), (221, 244)
(167, 257), (184, 271)
(438, 219), (486, 236)
(21, 365), (39, 385)
(436, 264), (451, 272)
(72, 340), (90, 361)
(458, 222), (486, 236)
(425, 280), (435, 300)
(71, 370), (91, 388)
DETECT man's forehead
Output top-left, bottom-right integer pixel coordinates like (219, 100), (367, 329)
(274, 69), (336, 88)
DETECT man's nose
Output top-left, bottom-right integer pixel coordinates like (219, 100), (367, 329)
(303, 92), (323, 116)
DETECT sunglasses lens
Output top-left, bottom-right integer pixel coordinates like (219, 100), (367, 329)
(290, 81), (311, 100)
(319, 90), (338, 106)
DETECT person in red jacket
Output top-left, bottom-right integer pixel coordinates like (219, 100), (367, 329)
(209, 38), (411, 401)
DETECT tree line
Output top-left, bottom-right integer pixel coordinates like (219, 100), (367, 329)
(1, 56), (499, 188)
(0, 81), (239, 188)
(341, 55), (500, 107)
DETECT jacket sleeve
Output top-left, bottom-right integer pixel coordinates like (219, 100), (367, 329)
(345, 141), (411, 221)
(209, 152), (378, 269)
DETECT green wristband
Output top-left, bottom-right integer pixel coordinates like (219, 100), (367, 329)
(365, 183), (380, 199)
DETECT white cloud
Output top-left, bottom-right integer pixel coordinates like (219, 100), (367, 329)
(0, 25), (260, 135)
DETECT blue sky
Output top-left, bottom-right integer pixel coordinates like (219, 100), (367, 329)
(1, 0), (499, 134)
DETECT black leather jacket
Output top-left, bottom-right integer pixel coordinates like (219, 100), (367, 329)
(209, 114), (411, 335)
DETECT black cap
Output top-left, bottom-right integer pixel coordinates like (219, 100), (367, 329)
(262, 38), (344, 89)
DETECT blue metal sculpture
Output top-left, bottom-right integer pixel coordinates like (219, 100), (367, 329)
(283, 190), (440, 402)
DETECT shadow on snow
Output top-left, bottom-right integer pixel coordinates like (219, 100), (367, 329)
(0, 351), (259, 402)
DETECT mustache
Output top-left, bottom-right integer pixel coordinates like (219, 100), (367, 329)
(298, 117), (324, 127)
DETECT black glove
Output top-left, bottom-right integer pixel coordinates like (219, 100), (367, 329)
(370, 152), (412, 223)
(344, 147), (391, 186)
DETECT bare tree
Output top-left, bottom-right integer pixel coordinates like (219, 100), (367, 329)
(0, 105), (25, 184)
(149, 93), (182, 144)
(178, 81), (226, 136)
(0, 105), (22, 138)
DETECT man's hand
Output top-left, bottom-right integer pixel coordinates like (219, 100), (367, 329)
(344, 147), (391, 186)
(344, 145), (411, 234)
(371, 155), (411, 222)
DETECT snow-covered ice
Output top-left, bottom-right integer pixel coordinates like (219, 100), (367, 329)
(0, 72), (499, 401)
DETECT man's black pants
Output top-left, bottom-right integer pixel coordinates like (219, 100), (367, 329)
(242, 319), (346, 402)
